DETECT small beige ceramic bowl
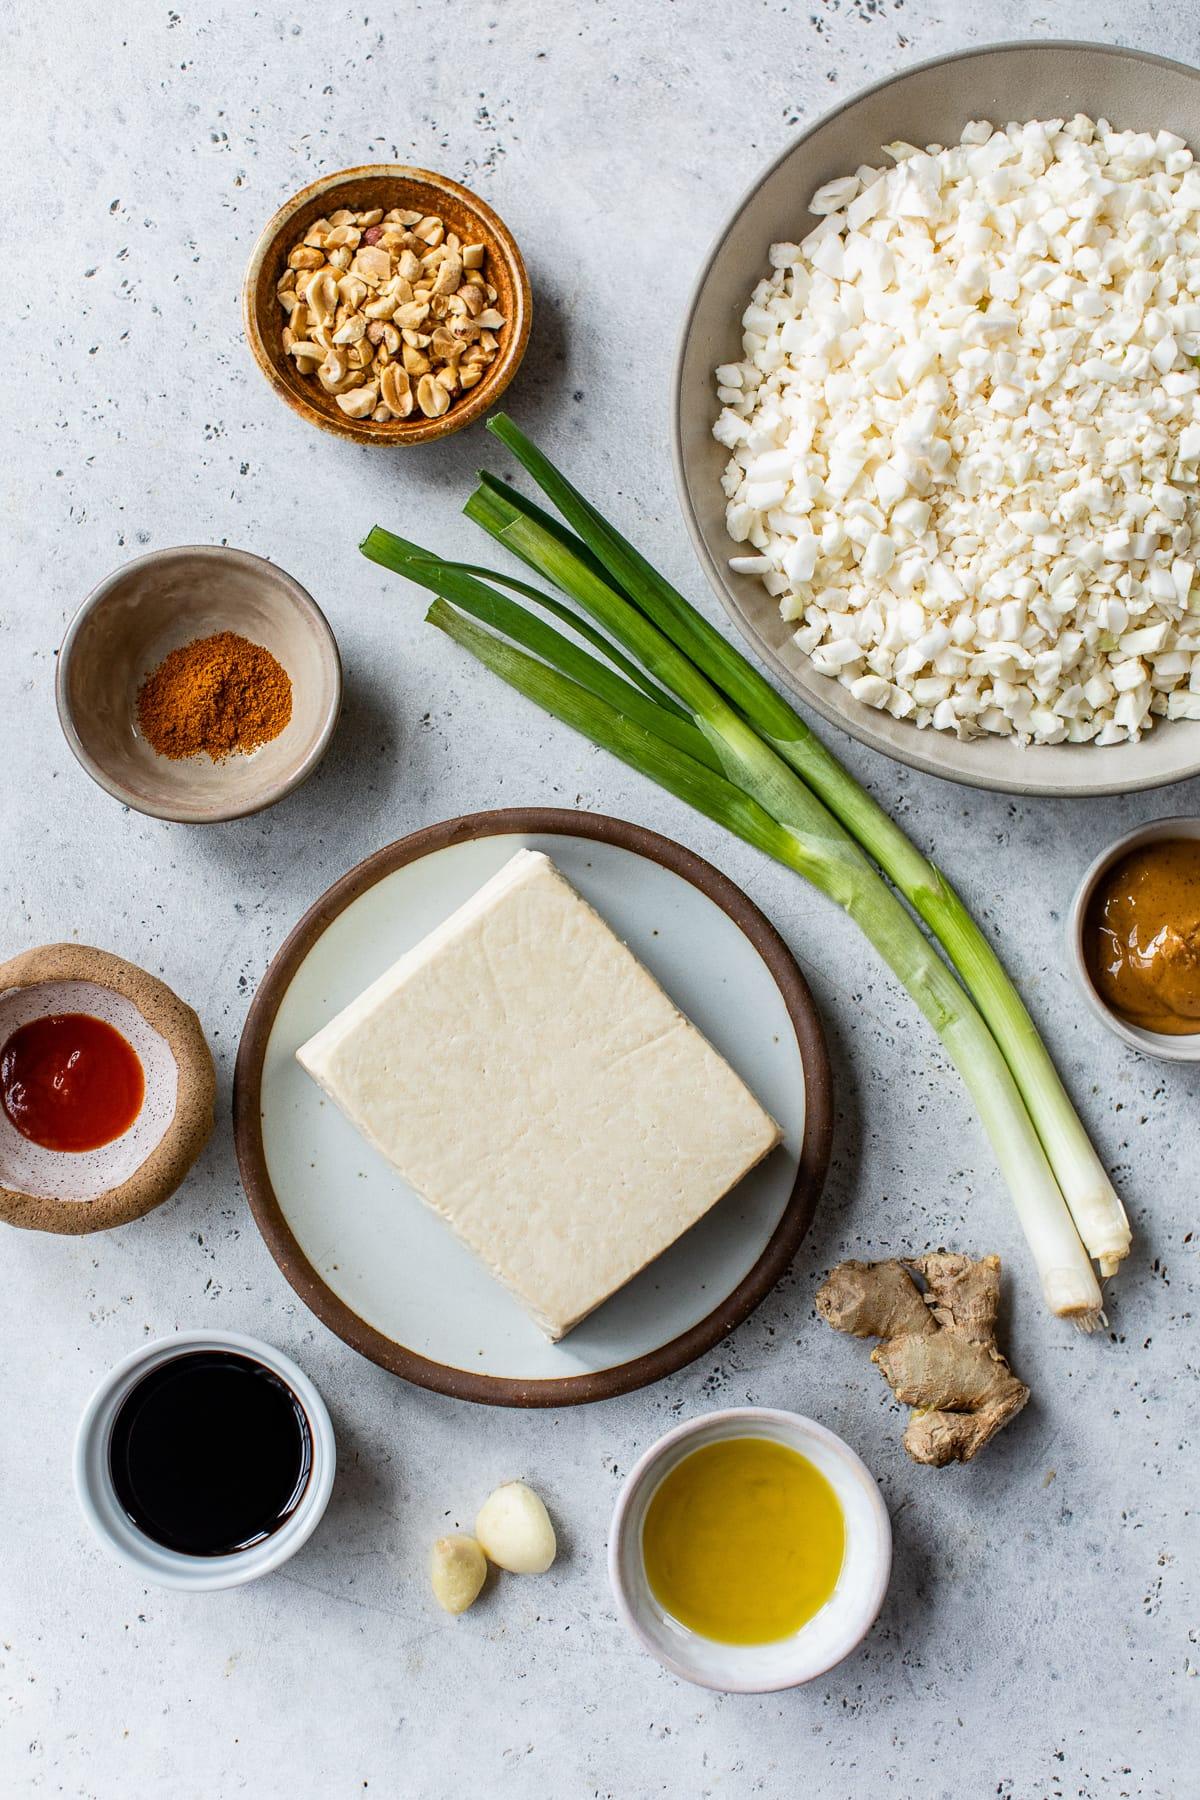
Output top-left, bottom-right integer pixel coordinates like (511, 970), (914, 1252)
(1068, 816), (1200, 1063)
(57, 546), (342, 823)
(243, 164), (531, 446)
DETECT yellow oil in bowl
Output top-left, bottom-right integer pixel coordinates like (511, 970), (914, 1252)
(641, 1436), (845, 1645)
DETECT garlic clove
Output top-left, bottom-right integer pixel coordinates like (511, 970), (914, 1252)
(430, 1533), (488, 1615)
(474, 1481), (556, 1575)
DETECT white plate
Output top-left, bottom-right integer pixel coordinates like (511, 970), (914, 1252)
(235, 810), (831, 1406)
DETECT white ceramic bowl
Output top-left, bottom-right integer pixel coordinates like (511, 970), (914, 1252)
(1068, 816), (1200, 1063)
(673, 41), (1200, 796)
(74, 1329), (336, 1589)
(608, 1408), (890, 1691)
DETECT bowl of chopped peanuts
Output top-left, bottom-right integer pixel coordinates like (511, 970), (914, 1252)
(243, 165), (532, 445)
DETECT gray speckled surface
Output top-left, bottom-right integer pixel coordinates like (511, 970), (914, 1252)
(2, 3), (1198, 1796)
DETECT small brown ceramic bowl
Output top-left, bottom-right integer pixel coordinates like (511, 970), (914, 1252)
(56, 545), (342, 824)
(243, 164), (532, 445)
(0, 944), (215, 1234)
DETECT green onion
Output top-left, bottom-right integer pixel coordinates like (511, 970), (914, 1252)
(363, 533), (1105, 1323)
(480, 415), (1130, 1280)
(361, 531), (719, 771)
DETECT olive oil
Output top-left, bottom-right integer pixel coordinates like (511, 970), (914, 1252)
(641, 1436), (844, 1644)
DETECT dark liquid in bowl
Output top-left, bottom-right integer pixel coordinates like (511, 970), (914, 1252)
(108, 1350), (312, 1556)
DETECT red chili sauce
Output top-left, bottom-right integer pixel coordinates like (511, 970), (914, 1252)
(0, 1013), (144, 1152)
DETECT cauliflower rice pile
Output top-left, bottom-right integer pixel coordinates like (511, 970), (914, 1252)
(714, 115), (1200, 745)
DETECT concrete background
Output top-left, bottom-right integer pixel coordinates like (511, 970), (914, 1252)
(2, 2), (1197, 1795)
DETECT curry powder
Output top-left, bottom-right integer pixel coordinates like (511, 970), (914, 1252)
(136, 630), (293, 760)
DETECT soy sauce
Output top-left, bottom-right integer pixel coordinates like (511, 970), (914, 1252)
(108, 1350), (312, 1556)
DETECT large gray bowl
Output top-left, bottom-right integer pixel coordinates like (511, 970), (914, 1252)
(673, 41), (1200, 797)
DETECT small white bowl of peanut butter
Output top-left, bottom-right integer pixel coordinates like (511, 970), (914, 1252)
(1069, 817), (1200, 1062)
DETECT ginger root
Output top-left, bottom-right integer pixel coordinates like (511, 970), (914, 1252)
(815, 1252), (1029, 1466)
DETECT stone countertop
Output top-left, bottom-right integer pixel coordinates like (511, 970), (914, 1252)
(2, 2), (1197, 1796)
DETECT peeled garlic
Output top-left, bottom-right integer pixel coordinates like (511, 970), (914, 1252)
(474, 1481), (556, 1575)
(430, 1533), (487, 1615)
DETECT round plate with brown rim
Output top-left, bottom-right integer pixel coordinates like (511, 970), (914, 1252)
(234, 809), (831, 1406)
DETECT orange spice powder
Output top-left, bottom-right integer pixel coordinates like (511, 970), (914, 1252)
(136, 630), (293, 761)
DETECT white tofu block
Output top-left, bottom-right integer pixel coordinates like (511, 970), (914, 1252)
(296, 851), (781, 1340)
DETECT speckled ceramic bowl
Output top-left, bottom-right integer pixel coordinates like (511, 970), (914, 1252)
(608, 1408), (891, 1691)
(0, 944), (215, 1232)
(1068, 816), (1200, 1062)
(243, 164), (531, 445)
(57, 545), (342, 824)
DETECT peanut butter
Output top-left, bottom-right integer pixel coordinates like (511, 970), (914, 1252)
(1085, 837), (1200, 1036)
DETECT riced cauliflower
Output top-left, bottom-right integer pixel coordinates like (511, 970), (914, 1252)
(714, 115), (1200, 745)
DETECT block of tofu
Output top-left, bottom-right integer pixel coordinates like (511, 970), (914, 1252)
(296, 849), (781, 1340)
